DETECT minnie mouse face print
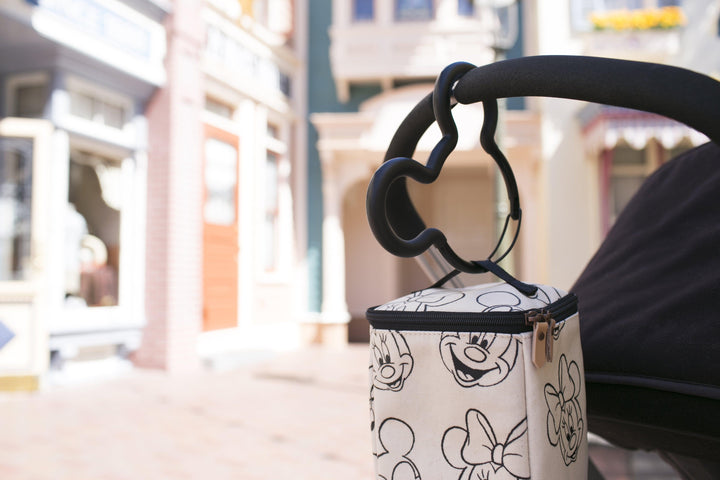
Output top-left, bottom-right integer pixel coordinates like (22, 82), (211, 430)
(545, 354), (584, 465)
(370, 330), (414, 392)
(440, 333), (520, 388)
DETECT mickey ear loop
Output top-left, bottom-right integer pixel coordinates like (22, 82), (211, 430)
(429, 100), (529, 294)
(430, 71), (534, 296)
(479, 98), (522, 267)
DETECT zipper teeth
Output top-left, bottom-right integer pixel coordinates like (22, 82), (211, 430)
(367, 293), (577, 333)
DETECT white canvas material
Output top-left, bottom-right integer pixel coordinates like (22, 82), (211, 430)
(368, 282), (587, 480)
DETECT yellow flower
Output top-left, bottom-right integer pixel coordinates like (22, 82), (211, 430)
(589, 6), (686, 31)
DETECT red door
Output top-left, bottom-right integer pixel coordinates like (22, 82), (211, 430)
(202, 125), (239, 331)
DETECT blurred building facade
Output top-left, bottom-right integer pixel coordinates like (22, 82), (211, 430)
(308, 0), (720, 341)
(0, 0), (310, 387)
(1, 0), (719, 387)
(0, 0), (169, 388)
(132, 0), (310, 372)
(309, 0), (542, 341)
(526, 0), (720, 288)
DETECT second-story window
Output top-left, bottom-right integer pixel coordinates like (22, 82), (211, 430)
(354, 0), (374, 21)
(458, 0), (474, 17)
(263, 151), (280, 272)
(68, 82), (130, 131)
(396, 0), (434, 21)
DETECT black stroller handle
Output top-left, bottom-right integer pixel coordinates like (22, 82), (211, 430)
(368, 55), (720, 271)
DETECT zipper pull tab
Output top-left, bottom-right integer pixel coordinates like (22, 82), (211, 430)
(526, 310), (555, 368)
(545, 317), (556, 364)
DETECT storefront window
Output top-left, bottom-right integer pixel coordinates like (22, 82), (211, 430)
(0, 138), (33, 281)
(601, 142), (691, 232)
(66, 152), (122, 306)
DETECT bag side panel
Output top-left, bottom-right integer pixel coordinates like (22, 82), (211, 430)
(522, 314), (588, 479)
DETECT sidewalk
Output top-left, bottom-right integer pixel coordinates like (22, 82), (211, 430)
(0, 346), (679, 480)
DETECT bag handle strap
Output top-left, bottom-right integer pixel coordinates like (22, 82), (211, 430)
(367, 56), (720, 278)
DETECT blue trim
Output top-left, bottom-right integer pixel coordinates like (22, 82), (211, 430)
(307, 0), (382, 312)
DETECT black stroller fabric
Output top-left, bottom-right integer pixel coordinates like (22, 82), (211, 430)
(572, 142), (720, 464)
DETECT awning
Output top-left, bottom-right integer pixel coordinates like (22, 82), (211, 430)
(578, 104), (708, 153)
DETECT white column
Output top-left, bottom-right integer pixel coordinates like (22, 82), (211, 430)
(320, 157), (351, 324)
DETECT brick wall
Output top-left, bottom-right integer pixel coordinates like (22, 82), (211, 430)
(134, 0), (205, 372)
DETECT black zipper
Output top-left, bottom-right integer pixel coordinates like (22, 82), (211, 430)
(366, 292), (577, 333)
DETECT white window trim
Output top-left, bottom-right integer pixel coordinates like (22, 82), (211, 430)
(61, 76), (136, 148)
(257, 113), (292, 284)
(53, 143), (143, 334)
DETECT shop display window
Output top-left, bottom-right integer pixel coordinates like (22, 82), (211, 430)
(0, 137), (33, 281)
(66, 151), (122, 307)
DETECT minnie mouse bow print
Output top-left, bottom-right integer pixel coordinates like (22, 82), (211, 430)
(545, 354), (584, 466)
(442, 409), (530, 480)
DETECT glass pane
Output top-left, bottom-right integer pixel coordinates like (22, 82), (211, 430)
(458, 0), (473, 17)
(102, 101), (125, 129)
(263, 213), (278, 271)
(70, 91), (94, 120)
(611, 175), (644, 219)
(264, 152), (279, 271)
(613, 147), (645, 165)
(279, 72), (291, 97)
(267, 123), (280, 139)
(354, 0), (374, 20)
(265, 152), (279, 210)
(396, 0), (433, 21)
(0, 138), (33, 281)
(204, 139), (238, 225)
(15, 85), (47, 118)
(67, 154), (122, 306)
(205, 98), (233, 119)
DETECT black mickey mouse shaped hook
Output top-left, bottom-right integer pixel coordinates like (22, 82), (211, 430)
(367, 62), (536, 296)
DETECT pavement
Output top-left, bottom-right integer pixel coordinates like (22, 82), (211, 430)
(0, 345), (680, 480)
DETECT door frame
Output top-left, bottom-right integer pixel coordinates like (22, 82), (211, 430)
(0, 118), (55, 383)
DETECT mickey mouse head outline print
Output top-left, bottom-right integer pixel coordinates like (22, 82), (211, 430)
(381, 290), (466, 312)
(376, 417), (422, 480)
(440, 332), (520, 388)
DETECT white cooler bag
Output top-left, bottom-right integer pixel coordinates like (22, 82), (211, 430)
(364, 61), (589, 479)
(366, 282), (587, 480)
